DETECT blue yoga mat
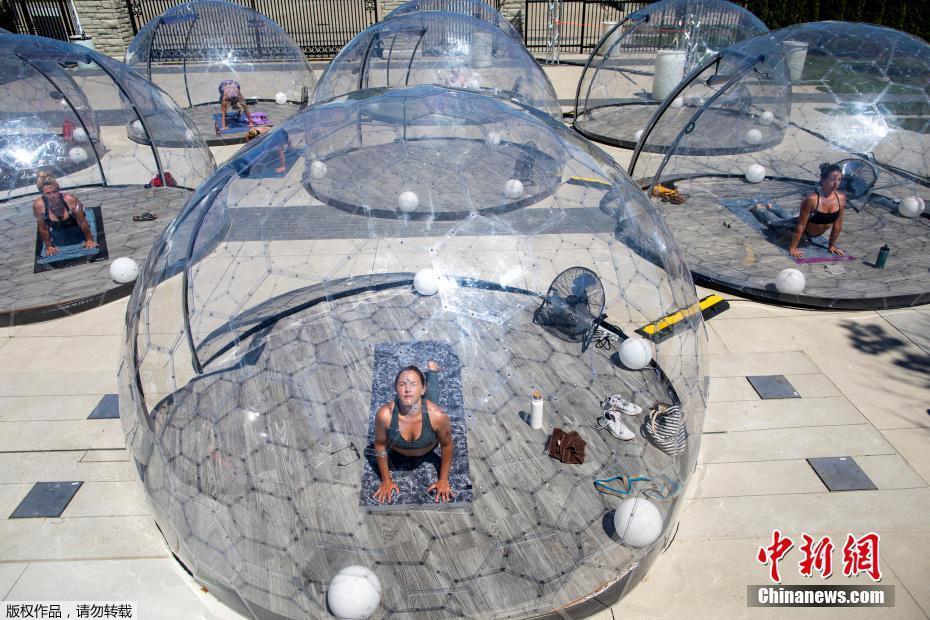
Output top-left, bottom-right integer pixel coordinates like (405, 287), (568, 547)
(720, 199), (855, 263)
(360, 341), (473, 510)
(34, 206), (108, 272)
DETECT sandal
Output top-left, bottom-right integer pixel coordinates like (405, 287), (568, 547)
(133, 212), (157, 222)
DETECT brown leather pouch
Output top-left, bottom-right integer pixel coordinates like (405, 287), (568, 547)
(547, 428), (586, 464)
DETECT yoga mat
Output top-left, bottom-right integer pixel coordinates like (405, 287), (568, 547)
(720, 199), (855, 264)
(236, 147), (301, 179)
(34, 206), (109, 273)
(360, 341), (473, 511)
(212, 111), (273, 135)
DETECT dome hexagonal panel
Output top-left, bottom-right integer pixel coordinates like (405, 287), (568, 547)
(0, 32), (215, 326)
(312, 12), (560, 118)
(119, 86), (706, 618)
(574, 0), (767, 150)
(630, 23), (930, 309)
(126, 0), (317, 145)
(385, 0), (523, 43)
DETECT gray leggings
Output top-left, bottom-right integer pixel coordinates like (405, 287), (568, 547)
(751, 204), (798, 232)
(751, 205), (815, 244)
(423, 370), (440, 404)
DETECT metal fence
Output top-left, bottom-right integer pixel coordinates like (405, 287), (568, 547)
(126, 0), (378, 58)
(5, 0), (79, 40)
(522, 0), (761, 55)
(522, 0), (646, 54)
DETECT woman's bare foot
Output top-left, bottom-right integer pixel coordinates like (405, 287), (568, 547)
(427, 359), (441, 372)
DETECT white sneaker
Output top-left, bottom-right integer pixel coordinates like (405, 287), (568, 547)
(602, 411), (635, 440)
(605, 394), (643, 416)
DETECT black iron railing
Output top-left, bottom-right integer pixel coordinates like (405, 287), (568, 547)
(522, 0), (645, 53)
(126, 0), (378, 59)
(523, 0), (757, 55)
(7, 0), (78, 40)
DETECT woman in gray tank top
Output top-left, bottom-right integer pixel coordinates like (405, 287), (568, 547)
(372, 360), (454, 504)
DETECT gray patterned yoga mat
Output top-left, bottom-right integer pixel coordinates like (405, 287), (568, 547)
(360, 341), (473, 510)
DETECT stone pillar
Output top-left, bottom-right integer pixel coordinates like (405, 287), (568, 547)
(378, 0), (404, 18)
(72, 0), (136, 58)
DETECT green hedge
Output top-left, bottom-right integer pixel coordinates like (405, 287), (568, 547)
(742, 0), (930, 42)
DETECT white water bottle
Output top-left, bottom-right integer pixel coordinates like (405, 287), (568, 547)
(530, 390), (544, 430)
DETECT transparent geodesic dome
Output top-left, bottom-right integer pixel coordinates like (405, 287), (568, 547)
(312, 12), (560, 117)
(385, 0), (524, 44)
(0, 32), (215, 326)
(631, 22), (930, 309)
(574, 0), (767, 149)
(119, 85), (706, 619)
(126, 0), (317, 143)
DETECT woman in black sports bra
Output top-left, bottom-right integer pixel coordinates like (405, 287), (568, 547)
(31, 172), (98, 256)
(750, 163), (846, 258)
(372, 361), (454, 504)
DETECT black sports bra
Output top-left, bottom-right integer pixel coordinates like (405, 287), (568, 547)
(808, 191), (840, 225)
(43, 194), (77, 230)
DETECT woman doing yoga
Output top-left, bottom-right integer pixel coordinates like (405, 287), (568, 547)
(751, 163), (846, 259)
(372, 360), (454, 504)
(218, 80), (252, 132)
(32, 172), (97, 256)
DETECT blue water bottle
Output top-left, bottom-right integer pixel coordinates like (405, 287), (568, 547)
(876, 244), (890, 269)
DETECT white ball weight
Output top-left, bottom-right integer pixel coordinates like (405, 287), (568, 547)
(745, 128), (763, 144)
(275, 91), (288, 105)
(759, 110), (774, 125)
(504, 179), (523, 199)
(775, 268), (805, 295)
(110, 257), (139, 283)
(745, 164), (766, 184)
(328, 565), (381, 619)
(73, 127), (89, 142)
(618, 336), (652, 370)
(670, 97), (684, 109)
(310, 160), (327, 180)
(398, 190), (419, 212)
(614, 497), (663, 548)
(898, 196), (925, 218)
(69, 146), (88, 164)
(413, 269), (440, 296)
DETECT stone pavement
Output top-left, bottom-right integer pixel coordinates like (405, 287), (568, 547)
(0, 61), (927, 620)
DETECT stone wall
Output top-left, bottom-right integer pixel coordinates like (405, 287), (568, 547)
(72, 0), (135, 58)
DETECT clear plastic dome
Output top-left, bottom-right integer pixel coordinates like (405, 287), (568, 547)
(312, 12), (560, 117)
(630, 22), (930, 309)
(119, 85), (706, 619)
(574, 0), (767, 149)
(385, 0), (524, 43)
(0, 32), (215, 326)
(126, 0), (317, 145)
